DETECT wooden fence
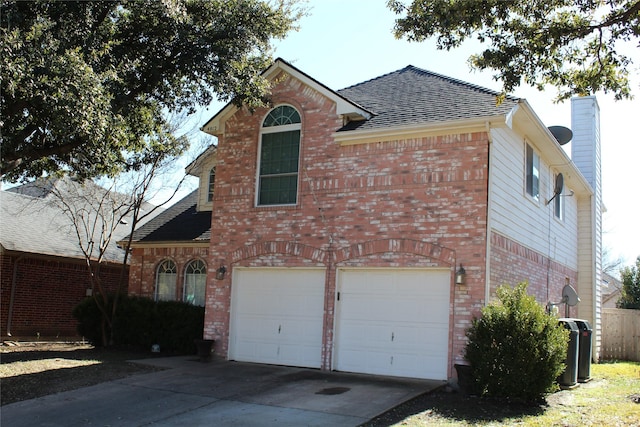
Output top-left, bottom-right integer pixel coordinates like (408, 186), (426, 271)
(601, 308), (640, 361)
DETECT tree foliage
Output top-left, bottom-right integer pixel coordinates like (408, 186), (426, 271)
(464, 283), (568, 402)
(388, 0), (640, 101)
(1, 0), (302, 181)
(618, 256), (640, 309)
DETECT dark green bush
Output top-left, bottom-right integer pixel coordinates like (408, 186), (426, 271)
(464, 282), (568, 402)
(73, 294), (205, 354)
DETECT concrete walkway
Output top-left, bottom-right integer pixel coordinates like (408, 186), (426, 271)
(1, 355), (445, 426)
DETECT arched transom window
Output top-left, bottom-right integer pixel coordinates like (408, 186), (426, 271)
(183, 259), (206, 306)
(258, 105), (301, 206)
(155, 259), (177, 301)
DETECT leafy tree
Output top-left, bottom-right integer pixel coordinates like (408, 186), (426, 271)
(618, 256), (640, 309)
(388, 0), (639, 101)
(40, 122), (193, 346)
(464, 282), (568, 402)
(1, 0), (302, 181)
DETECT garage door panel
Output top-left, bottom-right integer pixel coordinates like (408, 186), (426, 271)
(230, 269), (325, 368)
(335, 269), (450, 380)
(234, 317), (281, 340)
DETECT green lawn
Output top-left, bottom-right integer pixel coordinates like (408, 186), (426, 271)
(390, 361), (640, 426)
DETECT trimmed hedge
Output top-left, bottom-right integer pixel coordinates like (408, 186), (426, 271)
(73, 294), (205, 354)
(464, 282), (568, 402)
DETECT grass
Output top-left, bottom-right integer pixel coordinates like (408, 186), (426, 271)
(372, 361), (640, 427)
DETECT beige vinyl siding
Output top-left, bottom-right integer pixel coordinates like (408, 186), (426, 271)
(489, 128), (578, 269)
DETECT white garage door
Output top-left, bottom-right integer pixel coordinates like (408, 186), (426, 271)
(229, 268), (325, 368)
(334, 269), (450, 380)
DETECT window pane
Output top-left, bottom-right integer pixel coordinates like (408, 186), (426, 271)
(554, 183), (564, 220)
(259, 175), (298, 205)
(207, 168), (215, 202)
(184, 260), (206, 306)
(263, 105), (301, 127)
(260, 131), (300, 175)
(156, 260), (177, 301)
(526, 144), (540, 200)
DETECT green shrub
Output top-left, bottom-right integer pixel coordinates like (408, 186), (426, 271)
(464, 282), (568, 402)
(73, 294), (205, 354)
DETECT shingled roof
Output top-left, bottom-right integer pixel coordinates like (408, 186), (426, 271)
(337, 65), (519, 131)
(129, 190), (210, 243)
(0, 177), (151, 263)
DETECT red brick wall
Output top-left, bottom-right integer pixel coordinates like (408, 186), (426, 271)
(205, 71), (491, 378)
(490, 231), (579, 317)
(127, 245), (209, 301)
(0, 253), (125, 339)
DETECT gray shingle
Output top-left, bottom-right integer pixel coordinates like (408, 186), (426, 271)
(337, 65), (519, 131)
(130, 190), (211, 243)
(1, 184), (129, 263)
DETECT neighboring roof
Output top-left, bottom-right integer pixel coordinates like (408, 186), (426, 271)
(336, 65), (519, 131)
(0, 177), (152, 263)
(129, 190), (211, 244)
(602, 272), (623, 306)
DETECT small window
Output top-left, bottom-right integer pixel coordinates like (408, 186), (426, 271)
(526, 143), (540, 201)
(554, 174), (564, 220)
(258, 105), (301, 206)
(184, 260), (206, 306)
(207, 167), (215, 202)
(155, 260), (177, 301)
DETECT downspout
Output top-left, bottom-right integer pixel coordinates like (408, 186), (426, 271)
(7, 255), (25, 336)
(484, 121), (493, 306)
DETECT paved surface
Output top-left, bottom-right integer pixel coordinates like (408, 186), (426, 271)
(2, 355), (445, 426)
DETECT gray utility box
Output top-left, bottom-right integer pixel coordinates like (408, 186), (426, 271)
(571, 319), (592, 382)
(558, 318), (579, 389)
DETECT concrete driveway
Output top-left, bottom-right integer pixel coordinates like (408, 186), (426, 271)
(2, 355), (445, 426)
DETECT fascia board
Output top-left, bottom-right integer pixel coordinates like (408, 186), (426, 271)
(125, 241), (210, 249)
(264, 60), (373, 120)
(201, 59), (374, 136)
(332, 116), (505, 146)
(510, 100), (592, 197)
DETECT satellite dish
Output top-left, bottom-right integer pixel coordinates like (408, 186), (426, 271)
(562, 284), (580, 306)
(548, 126), (573, 145)
(546, 173), (564, 205)
(554, 173), (564, 195)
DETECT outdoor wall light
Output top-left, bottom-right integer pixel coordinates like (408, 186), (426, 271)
(455, 264), (466, 285)
(215, 265), (227, 280)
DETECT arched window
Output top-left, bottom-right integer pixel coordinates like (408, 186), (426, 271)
(207, 167), (215, 202)
(184, 259), (206, 306)
(155, 259), (177, 301)
(258, 105), (301, 205)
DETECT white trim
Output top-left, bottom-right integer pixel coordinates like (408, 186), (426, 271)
(201, 58), (372, 136)
(255, 105), (302, 207)
(332, 116), (506, 146)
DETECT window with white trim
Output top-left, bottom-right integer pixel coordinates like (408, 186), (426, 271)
(525, 143), (540, 201)
(257, 105), (301, 206)
(155, 259), (177, 301)
(183, 259), (206, 306)
(554, 173), (564, 220)
(207, 167), (215, 202)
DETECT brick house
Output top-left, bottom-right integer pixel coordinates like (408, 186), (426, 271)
(127, 59), (602, 381)
(124, 146), (214, 305)
(0, 178), (137, 339)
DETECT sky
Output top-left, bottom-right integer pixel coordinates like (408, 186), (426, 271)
(188, 0), (636, 268)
